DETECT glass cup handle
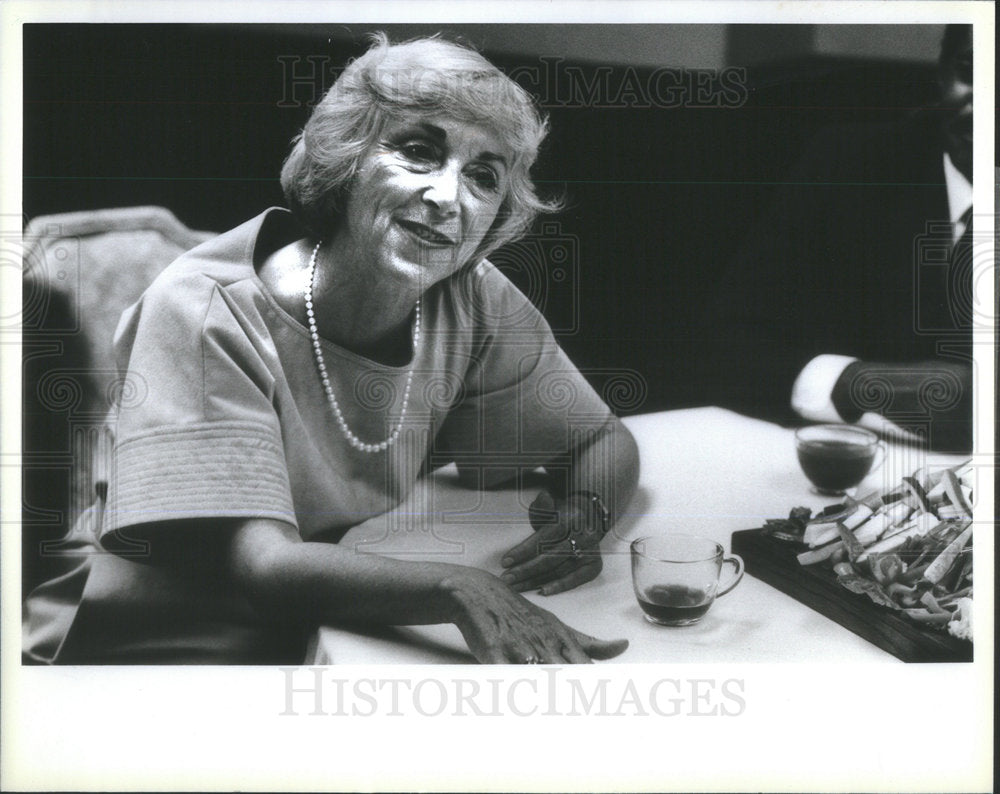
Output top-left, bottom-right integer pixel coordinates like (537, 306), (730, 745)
(870, 441), (887, 476)
(716, 554), (745, 597)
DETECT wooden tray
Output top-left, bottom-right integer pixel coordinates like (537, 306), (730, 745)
(731, 528), (972, 663)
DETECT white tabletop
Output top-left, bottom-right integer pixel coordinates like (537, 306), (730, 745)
(308, 407), (966, 664)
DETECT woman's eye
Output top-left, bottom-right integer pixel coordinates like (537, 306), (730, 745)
(400, 141), (438, 163)
(468, 166), (499, 192)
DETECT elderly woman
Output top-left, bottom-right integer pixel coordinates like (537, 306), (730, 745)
(23, 34), (639, 665)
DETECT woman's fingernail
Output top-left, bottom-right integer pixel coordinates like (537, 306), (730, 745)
(501, 557), (513, 567)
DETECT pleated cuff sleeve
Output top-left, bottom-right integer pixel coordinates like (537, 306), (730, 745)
(103, 420), (296, 534)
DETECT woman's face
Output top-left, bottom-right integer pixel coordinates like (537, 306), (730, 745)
(335, 114), (509, 290)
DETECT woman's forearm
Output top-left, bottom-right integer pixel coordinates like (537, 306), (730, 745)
(225, 517), (629, 663)
(563, 416), (640, 525)
(226, 518), (476, 628)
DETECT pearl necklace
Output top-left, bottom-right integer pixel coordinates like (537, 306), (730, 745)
(305, 240), (419, 453)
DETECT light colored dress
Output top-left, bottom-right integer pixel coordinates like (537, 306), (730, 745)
(23, 208), (613, 663)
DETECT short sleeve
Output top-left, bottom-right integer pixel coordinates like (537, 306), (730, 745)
(103, 271), (296, 537)
(434, 263), (613, 479)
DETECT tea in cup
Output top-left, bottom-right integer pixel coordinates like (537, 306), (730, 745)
(630, 535), (744, 626)
(795, 424), (884, 495)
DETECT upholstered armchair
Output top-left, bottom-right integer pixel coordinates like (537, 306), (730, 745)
(21, 206), (214, 594)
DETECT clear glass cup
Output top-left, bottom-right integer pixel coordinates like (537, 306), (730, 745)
(795, 423), (884, 496)
(630, 535), (744, 626)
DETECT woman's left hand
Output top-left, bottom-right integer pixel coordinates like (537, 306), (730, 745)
(499, 491), (604, 596)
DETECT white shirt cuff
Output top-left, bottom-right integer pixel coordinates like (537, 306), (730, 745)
(791, 354), (858, 422)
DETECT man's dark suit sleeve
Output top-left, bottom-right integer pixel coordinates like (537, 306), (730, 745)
(691, 127), (853, 425)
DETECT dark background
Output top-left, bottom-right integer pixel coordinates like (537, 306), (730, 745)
(21, 24), (944, 592)
(22, 23), (943, 410)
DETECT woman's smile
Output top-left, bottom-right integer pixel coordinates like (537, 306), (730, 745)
(395, 218), (456, 247)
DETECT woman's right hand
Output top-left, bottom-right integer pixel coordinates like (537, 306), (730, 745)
(441, 568), (628, 664)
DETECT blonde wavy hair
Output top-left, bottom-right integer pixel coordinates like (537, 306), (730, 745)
(281, 33), (560, 264)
